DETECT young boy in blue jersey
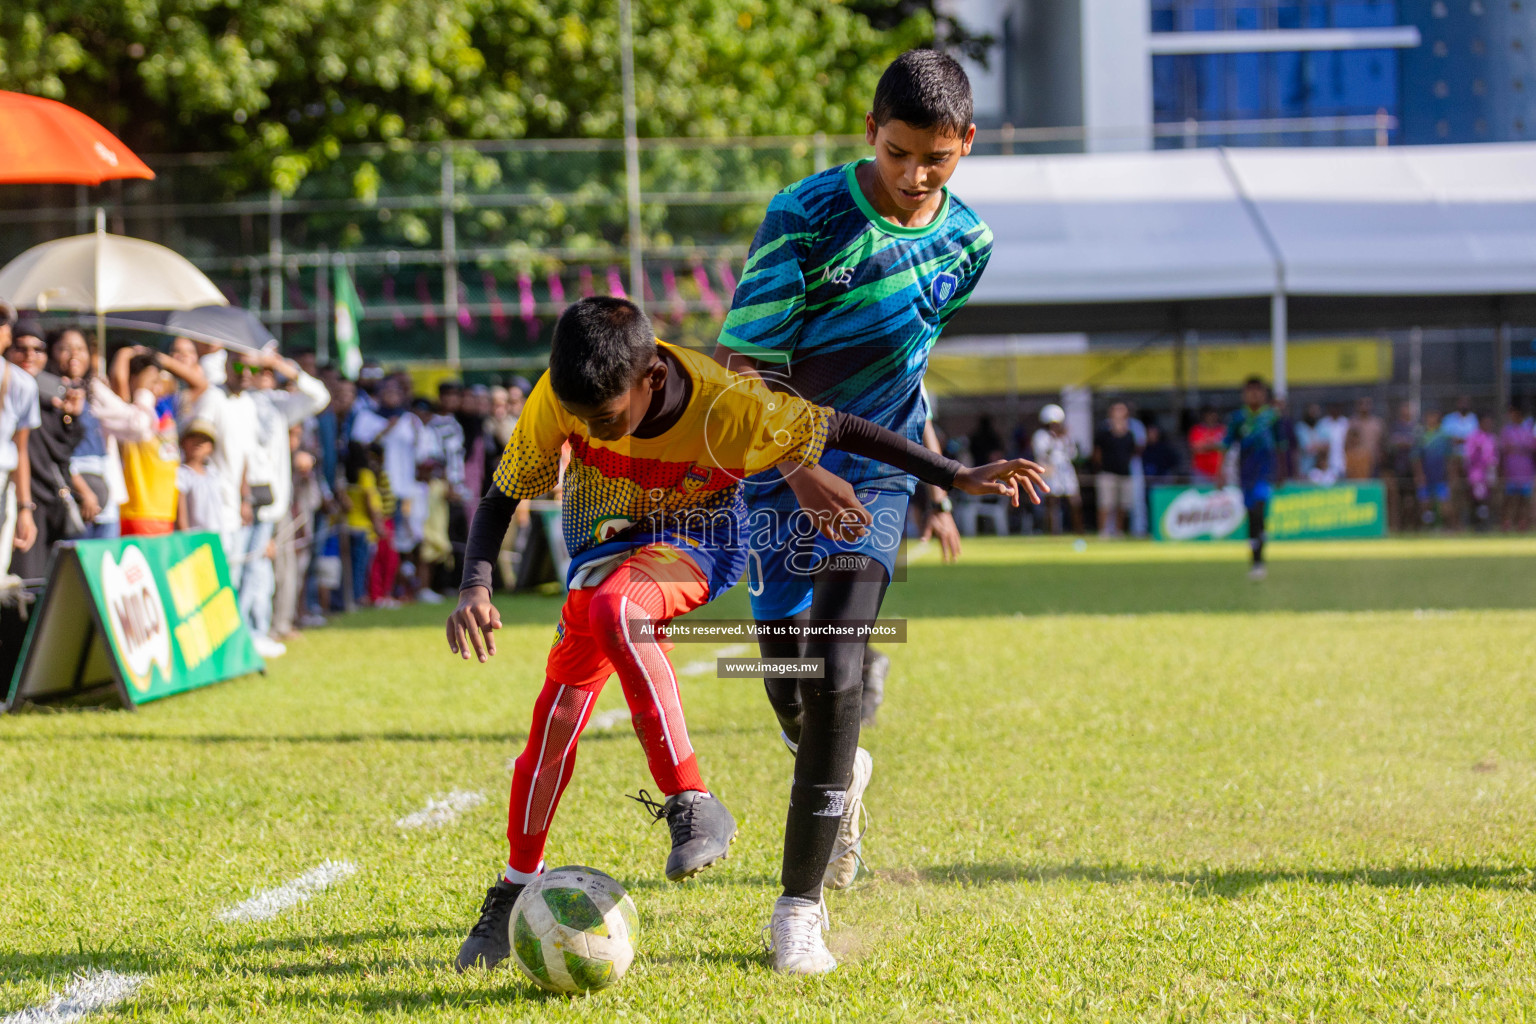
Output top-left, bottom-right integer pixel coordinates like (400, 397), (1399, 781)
(712, 51), (1029, 973)
(1226, 376), (1283, 580)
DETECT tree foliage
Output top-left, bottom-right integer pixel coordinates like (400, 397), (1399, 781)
(0, 0), (949, 196)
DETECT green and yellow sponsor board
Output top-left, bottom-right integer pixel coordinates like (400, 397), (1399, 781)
(1152, 482), (1387, 542)
(5, 533), (263, 711)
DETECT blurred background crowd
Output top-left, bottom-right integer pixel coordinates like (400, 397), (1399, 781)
(930, 394), (1536, 540)
(0, 303), (540, 660)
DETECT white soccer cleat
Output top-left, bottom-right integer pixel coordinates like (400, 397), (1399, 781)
(823, 747), (871, 890)
(765, 896), (837, 975)
(251, 636), (287, 659)
(1248, 564), (1268, 581)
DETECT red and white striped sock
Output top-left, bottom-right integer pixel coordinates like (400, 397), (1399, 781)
(505, 679), (600, 875)
(588, 569), (705, 797)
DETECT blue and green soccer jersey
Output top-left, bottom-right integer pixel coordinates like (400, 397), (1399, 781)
(717, 159), (993, 494)
(1225, 405), (1282, 505)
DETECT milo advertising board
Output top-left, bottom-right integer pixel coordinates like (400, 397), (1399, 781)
(5, 533), (264, 711)
(1151, 482), (1387, 542)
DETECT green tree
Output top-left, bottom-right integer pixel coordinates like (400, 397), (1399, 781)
(0, 0), (947, 196)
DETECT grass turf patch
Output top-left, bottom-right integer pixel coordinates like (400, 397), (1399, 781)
(2, 537), (1535, 1021)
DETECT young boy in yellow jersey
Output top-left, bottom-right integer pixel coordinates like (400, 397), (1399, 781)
(88, 345), (200, 536)
(446, 297), (1044, 970)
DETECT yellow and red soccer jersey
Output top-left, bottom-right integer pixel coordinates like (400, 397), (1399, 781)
(119, 398), (180, 531)
(491, 342), (830, 595)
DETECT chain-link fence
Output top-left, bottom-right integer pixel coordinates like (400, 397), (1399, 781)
(0, 116), (1399, 369)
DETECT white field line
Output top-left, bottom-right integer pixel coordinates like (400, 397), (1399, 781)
(679, 644), (749, 677)
(1, 970), (145, 1024)
(394, 790), (485, 830)
(216, 860), (358, 923)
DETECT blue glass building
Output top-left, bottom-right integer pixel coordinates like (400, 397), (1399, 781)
(1149, 0), (1535, 145)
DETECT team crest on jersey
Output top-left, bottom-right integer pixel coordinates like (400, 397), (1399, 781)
(932, 272), (959, 307)
(683, 464), (711, 488)
(551, 620), (566, 649)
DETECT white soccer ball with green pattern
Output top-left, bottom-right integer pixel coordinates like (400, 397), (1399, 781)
(509, 866), (639, 994)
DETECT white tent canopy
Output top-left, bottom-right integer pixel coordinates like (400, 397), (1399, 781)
(952, 149), (1275, 304)
(948, 142), (1536, 395)
(1224, 145), (1536, 297)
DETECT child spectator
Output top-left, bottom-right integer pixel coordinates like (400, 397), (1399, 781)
(1385, 402), (1421, 531)
(175, 420), (224, 533)
(1464, 413), (1499, 530)
(1188, 407), (1225, 485)
(1499, 405), (1535, 532)
(89, 346), (200, 537)
(1414, 410), (1455, 529)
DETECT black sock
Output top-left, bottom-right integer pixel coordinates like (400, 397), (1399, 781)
(756, 614), (807, 745)
(1248, 502), (1267, 564)
(780, 560), (889, 901)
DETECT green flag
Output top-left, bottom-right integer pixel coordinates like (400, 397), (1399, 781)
(333, 264), (364, 380)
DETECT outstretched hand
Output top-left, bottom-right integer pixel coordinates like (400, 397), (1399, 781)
(952, 458), (1050, 507)
(446, 586), (502, 662)
(781, 462), (872, 542)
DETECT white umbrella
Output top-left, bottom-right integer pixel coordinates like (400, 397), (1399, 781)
(0, 209), (226, 340)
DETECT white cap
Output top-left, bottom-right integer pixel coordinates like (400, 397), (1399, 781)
(1039, 403), (1065, 425)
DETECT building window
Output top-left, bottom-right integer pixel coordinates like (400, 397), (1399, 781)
(1149, 1), (1401, 32)
(1153, 48), (1400, 145)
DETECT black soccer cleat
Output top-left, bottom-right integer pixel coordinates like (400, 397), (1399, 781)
(860, 647), (890, 727)
(455, 879), (524, 971)
(630, 788), (737, 881)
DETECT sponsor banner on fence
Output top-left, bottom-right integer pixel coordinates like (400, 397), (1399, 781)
(1151, 482), (1387, 542)
(6, 532), (263, 710)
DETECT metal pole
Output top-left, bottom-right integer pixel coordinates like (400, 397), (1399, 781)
(316, 245), (331, 366)
(1271, 290), (1288, 400)
(268, 189), (283, 333)
(94, 207), (106, 348)
(442, 147), (460, 369)
(1497, 321), (1512, 417)
(1409, 326), (1423, 418)
(619, 0), (645, 305)
(1188, 329), (1200, 404)
(1172, 329), (1187, 428)
(813, 131), (828, 172)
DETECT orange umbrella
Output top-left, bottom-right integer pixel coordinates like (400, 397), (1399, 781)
(0, 90), (154, 185)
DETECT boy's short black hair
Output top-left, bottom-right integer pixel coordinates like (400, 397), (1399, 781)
(548, 297), (657, 407)
(128, 353), (161, 379)
(872, 49), (973, 139)
(1244, 375), (1267, 390)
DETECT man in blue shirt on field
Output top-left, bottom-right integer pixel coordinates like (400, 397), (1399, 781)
(1225, 376), (1283, 581)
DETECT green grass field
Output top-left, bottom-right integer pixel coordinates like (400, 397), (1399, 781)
(5, 536), (1536, 1021)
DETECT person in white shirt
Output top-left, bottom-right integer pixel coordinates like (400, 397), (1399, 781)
(0, 308), (40, 574)
(382, 397), (444, 604)
(1314, 404), (1350, 485)
(247, 352), (329, 656)
(1442, 395), (1479, 448)
(1031, 404), (1081, 535)
(202, 347), (328, 659)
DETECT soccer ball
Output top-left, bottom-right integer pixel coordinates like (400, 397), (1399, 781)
(509, 866), (639, 994)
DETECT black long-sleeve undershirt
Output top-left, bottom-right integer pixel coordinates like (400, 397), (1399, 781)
(459, 410), (965, 594)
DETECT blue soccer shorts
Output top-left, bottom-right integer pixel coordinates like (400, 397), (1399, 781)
(745, 488), (909, 622)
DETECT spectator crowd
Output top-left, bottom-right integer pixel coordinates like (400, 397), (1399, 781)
(4, 293), (1532, 636)
(937, 393), (1536, 538)
(0, 304), (534, 659)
